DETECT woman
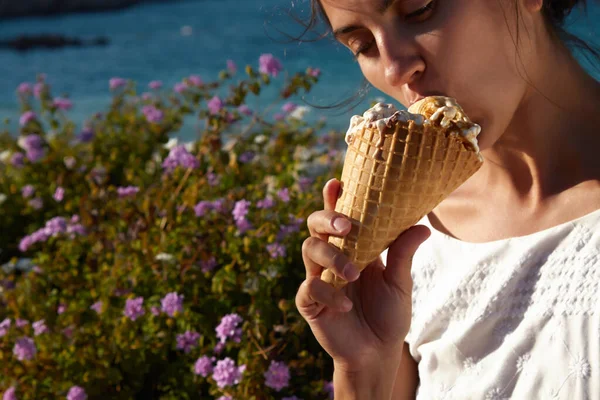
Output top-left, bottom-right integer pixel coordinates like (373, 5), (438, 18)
(296, 0), (600, 398)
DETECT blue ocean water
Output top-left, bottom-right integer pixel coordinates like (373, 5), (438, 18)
(0, 0), (598, 139)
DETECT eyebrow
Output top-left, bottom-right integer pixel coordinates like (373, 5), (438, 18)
(332, 0), (396, 39)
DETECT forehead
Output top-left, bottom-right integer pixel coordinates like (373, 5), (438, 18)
(320, 0), (390, 15)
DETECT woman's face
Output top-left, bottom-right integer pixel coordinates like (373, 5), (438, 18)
(320, 0), (540, 150)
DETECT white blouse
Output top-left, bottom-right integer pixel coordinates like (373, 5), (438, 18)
(381, 208), (600, 399)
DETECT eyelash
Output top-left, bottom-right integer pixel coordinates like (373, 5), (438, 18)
(352, 0), (437, 59)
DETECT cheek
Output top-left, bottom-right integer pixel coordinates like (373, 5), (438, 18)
(428, 0), (529, 148)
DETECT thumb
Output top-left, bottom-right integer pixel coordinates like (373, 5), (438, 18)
(383, 225), (431, 291)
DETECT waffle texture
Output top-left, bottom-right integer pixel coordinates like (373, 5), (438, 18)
(323, 115), (482, 288)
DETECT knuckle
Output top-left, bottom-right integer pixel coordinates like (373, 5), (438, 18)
(302, 236), (318, 255)
(329, 247), (348, 272)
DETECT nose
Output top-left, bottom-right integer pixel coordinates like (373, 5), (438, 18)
(379, 34), (425, 87)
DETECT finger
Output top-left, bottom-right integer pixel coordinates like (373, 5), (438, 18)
(307, 210), (352, 241)
(296, 277), (353, 319)
(302, 237), (360, 281)
(383, 225), (431, 292)
(323, 178), (341, 212)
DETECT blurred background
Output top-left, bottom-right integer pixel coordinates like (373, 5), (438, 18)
(0, 0), (598, 139)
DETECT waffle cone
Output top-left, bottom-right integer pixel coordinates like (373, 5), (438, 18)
(322, 117), (482, 289)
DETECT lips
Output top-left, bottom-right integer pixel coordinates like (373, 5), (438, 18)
(406, 91), (447, 106)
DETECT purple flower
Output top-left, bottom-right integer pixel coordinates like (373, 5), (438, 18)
(150, 306), (160, 316)
(227, 59), (237, 74)
(213, 342), (225, 354)
(216, 396), (232, 400)
(307, 67), (321, 77)
(207, 172), (220, 186)
(21, 185), (35, 199)
(13, 337), (36, 361)
(19, 111), (37, 127)
(162, 145), (200, 173)
(200, 256), (217, 273)
(194, 355), (215, 377)
(109, 77), (127, 90)
(62, 325), (74, 338)
(11, 152), (25, 167)
(277, 188), (290, 203)
(124, 297), (145, 321)
(238, 151), (255, 164)
(64, 156), (76, 169)
(28, 198), (43, 210)
(66, 386), (87, 400)
(90, 301), (103, 314)
(15, 319), (29, 328)
(238, 104), (252, 116)
(259, 54), (283, 77)
(149, 80), (163, 89)
(176, 330), (200, 353)
(18, 82), (32, 95)
(0, 318), (11, 337)
(18, 134), (45, 163)
(53, 187), (65, 202)
(324, 380), (334, 399)
(194, 200), (212, 217)
(57, 304), (66, 314)
(32, 320), (48, 336)
(161, 292), (184, 317)
(207, 96), (223, 115)
(235, 218), (253, 234)
(212, 358), (246, 388)
(283, 397), (302, 400)
(266, 243), (287, 259)
(33, 83), (45, 98)
(232, 200), (251, 221)
(257, 196), (275, 209)
(142, 105), (164, 123)
(264, 360), (291, 392)
(188, 75), (203, 86)
(215, 313), (243, 344)
(282, 102), (297, 113)
(53, 97), (73, 111)
(298, 176), (313, 192)
(211, 198), (226, 213)
(117, 186), (140, 198)
(141, 92), (153, 101)
(273, 113), (285, 121)
(174, 82), (188, 93)
(3, 386), (17, 400)
(77, 128), (95, 143)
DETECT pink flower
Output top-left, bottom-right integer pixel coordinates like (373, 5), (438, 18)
(13, 337), (36, 361)
(174, 82), (188, 93)
(148, 80), (163, 89)
(188, 75), (203, 86)
(259, 54), (283, 77)
(18, 82), (32, 95)
(207, 96), (223, 115)
(274, 113), (285, 121)
(33, 83), (45, 98)
(57, 304), (66, 314)
(307, 67), (321, 77)
(3, 386), (17, 400)
(53, 187), (65, 202)
(238, 105), (252, 116)
(66, 386), (87, 400)
(141, 92), (153, 101)
(227, 59), (237, 74)
(264, 360), (290, 391)
(282, 102), (297, 113)
(90, 301), (103, 314)
(109, 77), (127, 90)
(142, 105), (164, 123)
(53, 97), (73, 111)
(19, 111), (36, 127)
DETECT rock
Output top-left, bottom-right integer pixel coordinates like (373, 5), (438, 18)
(0, 0), (169, 19)
(0, 34), (110, 51)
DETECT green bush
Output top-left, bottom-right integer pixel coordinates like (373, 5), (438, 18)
(0, 57), (344, 399)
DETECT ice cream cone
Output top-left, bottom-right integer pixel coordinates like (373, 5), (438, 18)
(322, 97), (483, 289)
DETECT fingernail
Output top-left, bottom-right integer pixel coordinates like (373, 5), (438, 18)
(340, 296), (353, 311)
(333, 218), (351, 233)
(343, 263), (360, 281)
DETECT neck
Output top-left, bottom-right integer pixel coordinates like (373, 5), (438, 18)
(463, 41), (600, 210)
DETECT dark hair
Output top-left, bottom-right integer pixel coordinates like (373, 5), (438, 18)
(291, 0), (600, 111)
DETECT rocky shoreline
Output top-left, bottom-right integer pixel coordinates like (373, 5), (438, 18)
(0, 0), (168, 19)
